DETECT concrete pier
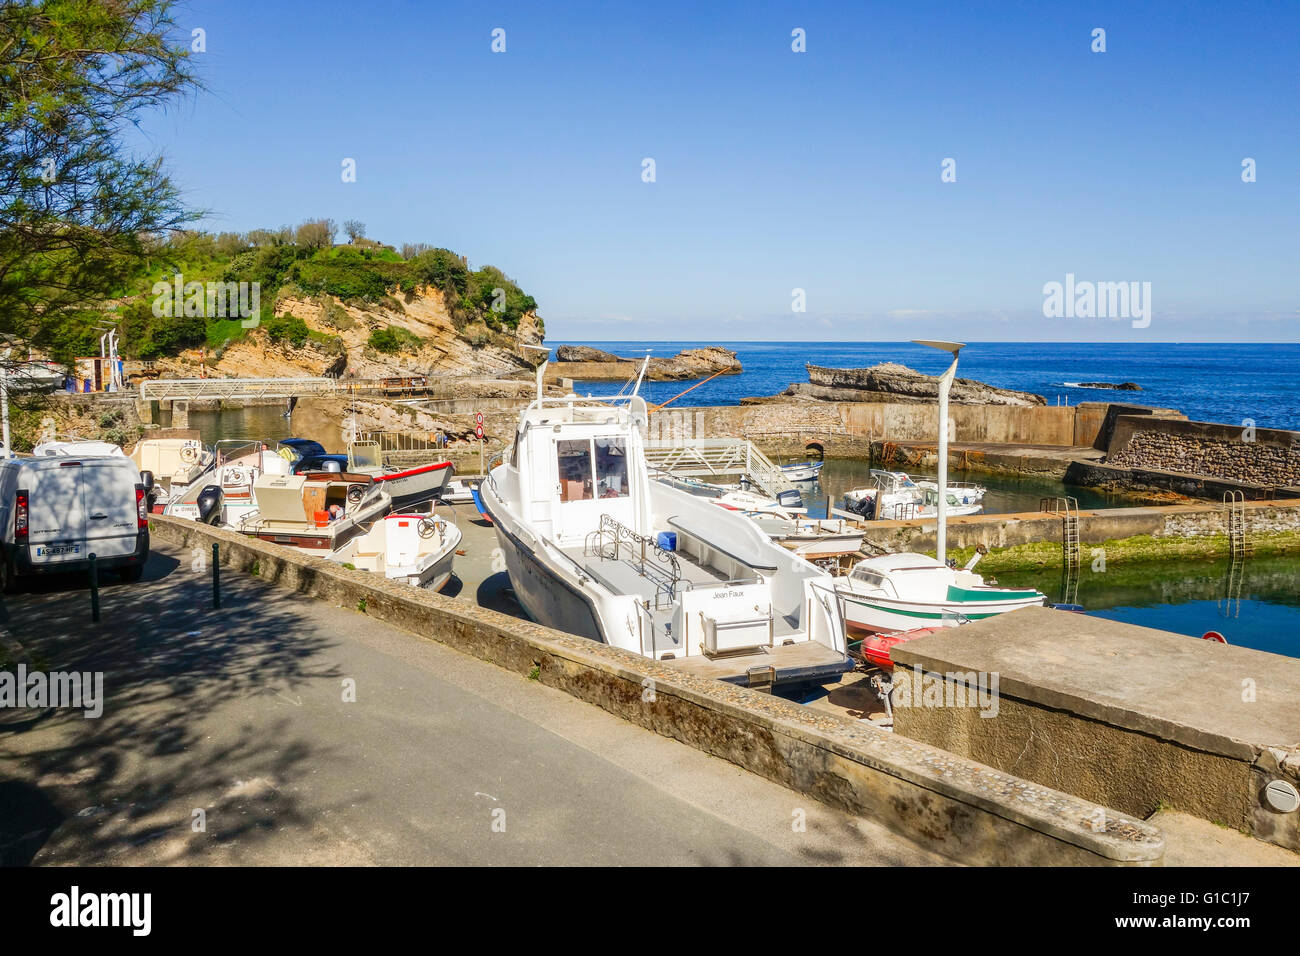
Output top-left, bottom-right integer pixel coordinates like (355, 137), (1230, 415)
(891, 607), (1300, 855)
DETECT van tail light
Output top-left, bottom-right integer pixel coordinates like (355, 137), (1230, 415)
(15, 490), (28, 538)
(136, 486), (148, 528)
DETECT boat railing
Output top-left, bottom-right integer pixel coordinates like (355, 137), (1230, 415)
(584, 513), (682, 607)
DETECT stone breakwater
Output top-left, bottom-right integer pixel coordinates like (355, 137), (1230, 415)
(1108, 425), (1300, 488)
(550, 345), (742, 381)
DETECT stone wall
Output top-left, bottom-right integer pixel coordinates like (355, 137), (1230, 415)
(1107, 417), (1300, 487)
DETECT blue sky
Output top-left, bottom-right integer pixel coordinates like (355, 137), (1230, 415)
(141, 0), (1299, 342)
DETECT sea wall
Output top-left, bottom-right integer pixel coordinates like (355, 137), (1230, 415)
(854, 499), (1300, 555)
(652, 401), (1088, 454)
(146, 514), (1165, 865)
(1107, 416), (1300, 488)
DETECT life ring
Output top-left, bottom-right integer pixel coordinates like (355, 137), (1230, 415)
(1201, 630), (1227, 644)
(179, 444), (199, 464)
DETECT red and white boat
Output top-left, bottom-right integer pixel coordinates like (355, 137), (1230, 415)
(347, 441), (454, 510)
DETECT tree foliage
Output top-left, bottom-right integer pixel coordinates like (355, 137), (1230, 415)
(0, 0), (198, 356)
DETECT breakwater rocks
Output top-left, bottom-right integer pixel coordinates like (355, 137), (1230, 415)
(550, 345), (742, 381)
(767, 362), (1045, 406)
(1108, 424), (1300, 488)
(1074, 381), (1142, 391)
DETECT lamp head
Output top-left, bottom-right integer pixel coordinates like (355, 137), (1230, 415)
(912, 339), (965, 357)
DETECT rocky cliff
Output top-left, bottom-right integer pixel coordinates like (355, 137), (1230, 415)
(549, 345), (742, 382)
(149, 285), (545, 383)
(774, 362), (1046, 406)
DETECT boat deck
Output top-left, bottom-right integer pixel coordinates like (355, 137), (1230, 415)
(667, 640), (851, 686)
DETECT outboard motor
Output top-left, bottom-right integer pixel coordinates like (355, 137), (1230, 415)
(139, 470), (157, 508)
(197, 485), (224, 525)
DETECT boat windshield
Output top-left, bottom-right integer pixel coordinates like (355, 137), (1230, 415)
(595, 437), (628, 499)
(558, 439), (593, 501)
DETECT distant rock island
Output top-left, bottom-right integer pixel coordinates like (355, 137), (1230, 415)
(549, 345), (742, 382)
(1071, 381), (1143, 391)
(748, 362), (1046, 406)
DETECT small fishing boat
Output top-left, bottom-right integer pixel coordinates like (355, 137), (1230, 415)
(278, 438), (454, 510)
(233, 469), (391, 553)
(779, 460), (824, 482)
(652, 470), (804, 510)
(835, 552), (1045, 634)
(345, 440), (454, 510)
(731, 510), (865, 557)
(842, 470), (921, 520)
(164, 439), (294, 526)
(329, 508), (461, 590)
(913, 477), (986, 506)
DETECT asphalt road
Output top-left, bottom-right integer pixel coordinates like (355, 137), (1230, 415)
(0, 540), (942, 866)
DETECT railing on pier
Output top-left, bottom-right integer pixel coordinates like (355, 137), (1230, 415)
(642, 437), (798, 500)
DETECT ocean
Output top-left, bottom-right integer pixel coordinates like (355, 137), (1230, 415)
(557, 341), (1300, 430)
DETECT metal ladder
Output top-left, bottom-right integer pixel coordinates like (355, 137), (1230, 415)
(1219, 553), (1246, 619)
(1224, 491), (1251, 557)
(1041, 496), (1081, 568)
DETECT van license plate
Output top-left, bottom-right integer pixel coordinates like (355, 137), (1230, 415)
(37, 545), (80, 557)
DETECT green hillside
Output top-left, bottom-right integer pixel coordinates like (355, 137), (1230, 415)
(37, 224), (540, 363)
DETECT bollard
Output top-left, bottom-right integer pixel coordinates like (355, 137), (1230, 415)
(89, 552), (100, 623)
(212, 542), (220, 609)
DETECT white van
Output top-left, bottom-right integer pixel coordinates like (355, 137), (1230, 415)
(0, 455), (150, 592)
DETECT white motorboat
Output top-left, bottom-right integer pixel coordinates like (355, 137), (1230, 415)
(835, 552), (1045, 634)
(480, 385), (851, 689)
(233, 469), (392, 553)
(329, 509), (462, 591)
(33, 438), (126, 458)
(779, 460), (824, 483)
(914, 477), (986, 506)
(346, 440), (454, 510)
(914, 486), (983, 517)
(652, 470), (804, 510)
(164, 438), (294, 526)
(842, 470), (921, 520)
(130, 437), (213, 512)
(740, 512), (865, 558)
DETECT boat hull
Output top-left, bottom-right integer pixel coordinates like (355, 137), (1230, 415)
(839, 590), (1044, 634)
(375, 461), (453, 510)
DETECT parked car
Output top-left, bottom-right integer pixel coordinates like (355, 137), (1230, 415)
(0, 454), (150, 591)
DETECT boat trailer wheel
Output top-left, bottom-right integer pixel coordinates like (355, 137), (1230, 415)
(347, 484), (365, 503)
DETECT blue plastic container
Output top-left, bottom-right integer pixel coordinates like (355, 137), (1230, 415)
(656, 531), (677, 552)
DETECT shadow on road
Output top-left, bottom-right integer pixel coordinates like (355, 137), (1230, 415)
(0, 547), (344, 864)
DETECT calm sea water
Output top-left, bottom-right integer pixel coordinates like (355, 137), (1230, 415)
(559, 341), (1300, 430)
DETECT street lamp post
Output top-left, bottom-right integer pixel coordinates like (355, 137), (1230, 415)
(912, 340), (965, 564)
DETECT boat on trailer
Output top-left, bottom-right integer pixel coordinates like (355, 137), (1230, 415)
(480, 383), (851, 690)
